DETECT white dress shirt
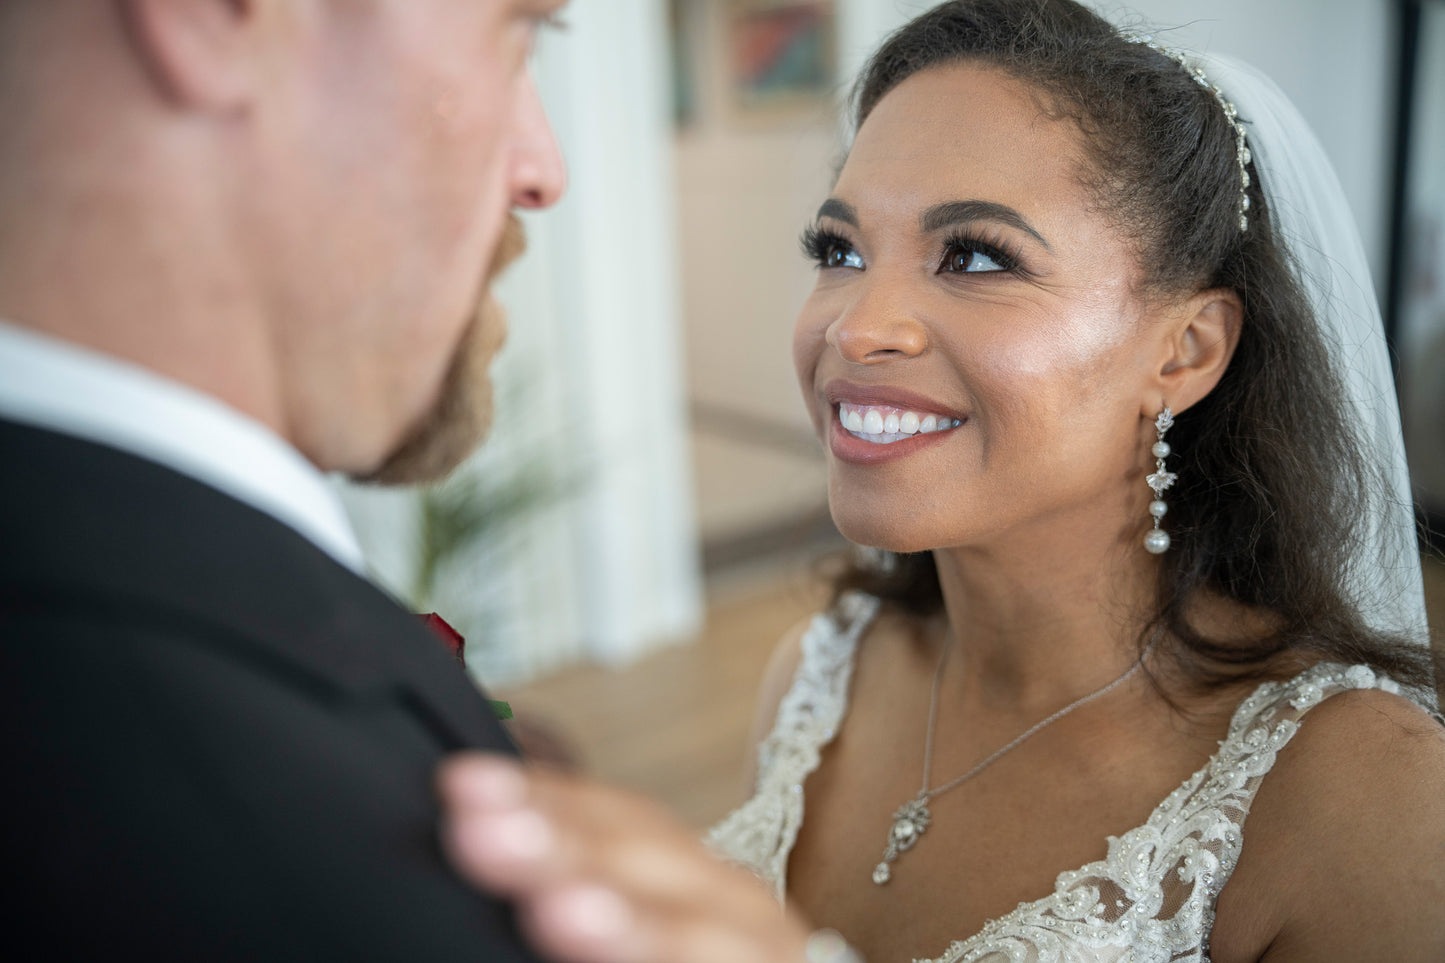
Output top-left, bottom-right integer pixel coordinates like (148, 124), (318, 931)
(0, 320), (365, 573)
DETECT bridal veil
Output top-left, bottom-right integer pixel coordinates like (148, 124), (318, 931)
(1203, 54), (1431, 654)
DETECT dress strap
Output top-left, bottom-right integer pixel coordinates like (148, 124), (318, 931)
(706, 592), (880, 899)
(1205, 662), (1408, 816)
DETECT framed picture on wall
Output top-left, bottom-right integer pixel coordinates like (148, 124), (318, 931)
(726, 0), (836, 116)
(1387, 0), (1445, 549)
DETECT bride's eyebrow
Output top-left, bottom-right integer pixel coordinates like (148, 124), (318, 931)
(815, 198), (859, 226)
(921, 200), (1052, 251)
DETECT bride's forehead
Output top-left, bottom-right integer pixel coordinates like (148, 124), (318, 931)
(856, 63), (1071, 138)
(837, 133), (1089, 234)
(844, 65), (1088, 190)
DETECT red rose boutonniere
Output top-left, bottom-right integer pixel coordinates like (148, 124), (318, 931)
(420, 612), (466, 662)
(417, 612), (512, 721)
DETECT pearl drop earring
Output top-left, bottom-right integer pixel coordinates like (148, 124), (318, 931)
(1144, 407), (1176, 554)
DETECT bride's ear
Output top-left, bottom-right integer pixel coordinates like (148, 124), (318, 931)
(1145, 287), (1242, 415)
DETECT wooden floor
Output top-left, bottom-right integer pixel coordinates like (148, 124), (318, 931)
(500, 553), (1445, 830)
(496, 564), (830, 828)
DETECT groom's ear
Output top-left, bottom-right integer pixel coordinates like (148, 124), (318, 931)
(118, 0), (273, 112)
(1146, 287), (1243, 416)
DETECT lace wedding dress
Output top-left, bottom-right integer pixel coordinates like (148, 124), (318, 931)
(707, 593), (1408, 963)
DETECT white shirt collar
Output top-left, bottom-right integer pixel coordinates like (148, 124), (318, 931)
(0, 320), (366, 573)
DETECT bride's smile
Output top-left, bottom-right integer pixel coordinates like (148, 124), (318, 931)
(828, 384), (966, 464)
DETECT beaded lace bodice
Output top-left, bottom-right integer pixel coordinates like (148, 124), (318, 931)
(707, 593), (1406, 963)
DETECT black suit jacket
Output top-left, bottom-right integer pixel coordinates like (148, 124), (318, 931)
(1, 419), (546, 961)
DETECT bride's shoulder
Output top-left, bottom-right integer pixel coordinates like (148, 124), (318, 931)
(1213, 673), (1445, 961)
(1256, 675), (1445, 811)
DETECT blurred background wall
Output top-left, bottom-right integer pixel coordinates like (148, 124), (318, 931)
(337, 0), (1440, 689)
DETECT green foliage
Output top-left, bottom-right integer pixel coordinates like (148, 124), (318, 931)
(408, 449), (580, 612)
(406, 367), (585, 632)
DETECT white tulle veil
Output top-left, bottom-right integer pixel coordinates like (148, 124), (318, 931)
(1195, 54), (1430, 651)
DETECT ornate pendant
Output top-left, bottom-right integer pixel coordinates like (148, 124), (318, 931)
(871, 793), (931, 885)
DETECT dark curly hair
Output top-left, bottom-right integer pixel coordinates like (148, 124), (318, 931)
(829, 0), (1439, 701)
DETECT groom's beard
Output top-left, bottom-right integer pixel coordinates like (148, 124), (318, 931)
(360, 214), (526, 486)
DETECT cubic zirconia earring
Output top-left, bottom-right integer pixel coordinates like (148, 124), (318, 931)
(1144, 407), (1176, 554)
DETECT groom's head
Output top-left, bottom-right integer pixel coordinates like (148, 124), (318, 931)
(0, 0), (566, 479)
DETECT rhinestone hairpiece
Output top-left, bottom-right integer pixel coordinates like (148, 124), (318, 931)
(1122, 34), (1252, 233)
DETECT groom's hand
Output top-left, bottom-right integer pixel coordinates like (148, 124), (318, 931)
(438, 754), (814, 963)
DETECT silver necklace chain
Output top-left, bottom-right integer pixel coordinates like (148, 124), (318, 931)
(871, 638), (1152, 886)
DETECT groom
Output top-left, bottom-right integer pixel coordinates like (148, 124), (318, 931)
(0, 3), (819, 960)
(0, 1), (567, 958)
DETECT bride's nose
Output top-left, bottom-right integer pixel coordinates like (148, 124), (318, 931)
(825, 293), (928, 364)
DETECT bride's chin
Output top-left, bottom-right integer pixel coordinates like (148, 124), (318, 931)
(829, 507), (940, 556)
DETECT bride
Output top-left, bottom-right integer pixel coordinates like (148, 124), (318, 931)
(440, 1), (1445, 960)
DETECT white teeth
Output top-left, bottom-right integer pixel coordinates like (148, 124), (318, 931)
(836, 402), (961, 444)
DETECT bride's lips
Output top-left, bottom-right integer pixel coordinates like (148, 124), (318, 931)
(823, 380), (968, 465)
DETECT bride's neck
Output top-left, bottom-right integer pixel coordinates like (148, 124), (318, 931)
(931, 531), (1159, 711)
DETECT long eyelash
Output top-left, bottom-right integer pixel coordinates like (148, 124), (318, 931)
(800, 224), (849, 265)
(798, 224), (1025, 274)
(941, 230), (1024, 274)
